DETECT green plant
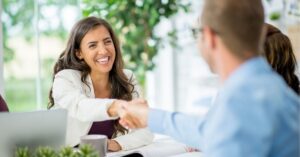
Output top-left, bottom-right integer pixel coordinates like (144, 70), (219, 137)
(15, 147), (30, 157)
(269, 11), (281, 21)
(59, 146), (78, 157)
(15, 145), (99, 157)
(76, 145), (98, 157)
(35, 147), (57, 157)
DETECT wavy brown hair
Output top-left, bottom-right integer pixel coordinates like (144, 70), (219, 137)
(48, 16), (135, 136)
(264, 23), (300, 95)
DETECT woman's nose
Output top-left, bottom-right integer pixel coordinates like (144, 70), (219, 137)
(97, 44), (107, 55)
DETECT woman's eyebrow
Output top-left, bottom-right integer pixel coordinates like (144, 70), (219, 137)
(103, 37), (112, 41)
(87, 41), (98, 45)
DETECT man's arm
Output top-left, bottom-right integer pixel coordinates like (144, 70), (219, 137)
(119, 99), (206, 149)
(148, 109), (206, 149)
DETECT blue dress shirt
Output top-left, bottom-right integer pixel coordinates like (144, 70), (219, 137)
(148, 57), (300, 157)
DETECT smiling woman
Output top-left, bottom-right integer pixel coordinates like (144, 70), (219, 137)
(76, 25), (116, 75)
(48, 16), (153, 151)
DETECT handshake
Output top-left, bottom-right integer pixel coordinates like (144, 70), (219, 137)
(108, 99), (150, 129)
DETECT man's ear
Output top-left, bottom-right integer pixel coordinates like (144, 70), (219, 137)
(75, 50), (83, 60)
(203, 27), (217, 51)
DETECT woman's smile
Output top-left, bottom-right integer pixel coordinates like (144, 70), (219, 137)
(96, 56), (111, 65)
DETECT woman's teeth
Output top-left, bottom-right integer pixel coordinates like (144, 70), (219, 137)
(97, 57), (109, 64)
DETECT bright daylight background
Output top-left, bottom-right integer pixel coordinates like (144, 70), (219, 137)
(0, 0), (299, 114)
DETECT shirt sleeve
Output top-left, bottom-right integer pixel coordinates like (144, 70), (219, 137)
(148, 109), (206, 149)
(52, 70), (117, 122)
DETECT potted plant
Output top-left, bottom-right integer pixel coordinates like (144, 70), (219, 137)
(15, 145), (99, 157)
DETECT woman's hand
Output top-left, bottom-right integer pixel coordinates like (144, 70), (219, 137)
(107, 100), (127, 117)
(107, 139), (122, 152)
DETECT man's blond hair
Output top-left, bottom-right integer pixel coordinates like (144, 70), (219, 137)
(201, 0), (265, 59)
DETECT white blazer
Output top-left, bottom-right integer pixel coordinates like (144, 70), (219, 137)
(52, 69), (153, 150)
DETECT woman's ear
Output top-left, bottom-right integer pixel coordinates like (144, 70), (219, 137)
(75, 50), (83, 60)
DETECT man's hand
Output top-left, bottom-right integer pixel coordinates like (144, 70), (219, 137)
(119, 99), (149, 129)
(107, 100), (127, 117)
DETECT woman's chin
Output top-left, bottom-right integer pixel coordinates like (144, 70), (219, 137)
(95, 66), (113, 74)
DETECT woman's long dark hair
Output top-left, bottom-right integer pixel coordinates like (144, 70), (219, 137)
(48, 16), (135, 136)
(264, 23), (300, 95)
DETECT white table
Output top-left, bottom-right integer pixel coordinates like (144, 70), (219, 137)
(170, 152), (203, 157)
(107, 134), (203, 157)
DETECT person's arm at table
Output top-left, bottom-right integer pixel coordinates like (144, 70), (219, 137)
(119, 99), (205, 149)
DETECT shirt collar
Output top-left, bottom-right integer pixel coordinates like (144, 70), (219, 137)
(222, 56), (272, 91)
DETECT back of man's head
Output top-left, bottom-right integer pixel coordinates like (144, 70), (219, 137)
(201, 0), (265, 59)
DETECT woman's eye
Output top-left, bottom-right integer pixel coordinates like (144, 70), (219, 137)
(105, 40), (112, 44)
(89, 44), (96, 49)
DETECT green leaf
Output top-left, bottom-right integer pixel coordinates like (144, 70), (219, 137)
(78, 145), (99, 157)
(35, 146), (58, 157)
(15, 147), (30, 157)
(15, 145), (100, 157)
(269, 12), (281, 21)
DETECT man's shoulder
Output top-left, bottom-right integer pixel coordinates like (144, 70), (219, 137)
(224, 72), (290, 103)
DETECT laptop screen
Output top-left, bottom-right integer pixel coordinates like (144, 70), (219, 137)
(0, 109), (67, 156)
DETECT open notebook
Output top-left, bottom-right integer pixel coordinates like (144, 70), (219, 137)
(107, 135), (191, 157)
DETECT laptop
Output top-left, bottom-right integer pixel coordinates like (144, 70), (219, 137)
(0, 109), (67, 156)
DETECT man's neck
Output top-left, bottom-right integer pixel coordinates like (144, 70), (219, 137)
(218, 51), (256, 83)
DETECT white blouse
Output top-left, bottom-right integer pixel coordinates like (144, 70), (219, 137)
(51, 69), (153, 150)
